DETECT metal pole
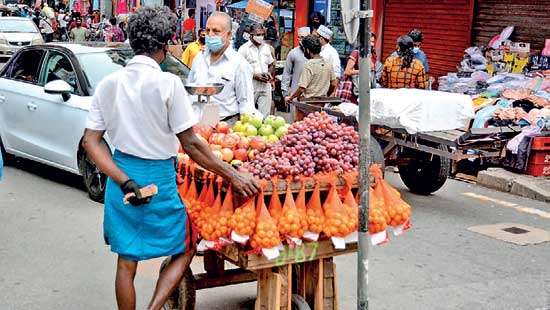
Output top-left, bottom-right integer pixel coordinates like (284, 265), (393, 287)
(357, 0), (371, 309)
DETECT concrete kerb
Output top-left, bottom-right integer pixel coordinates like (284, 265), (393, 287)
(477, 168), (550, 203)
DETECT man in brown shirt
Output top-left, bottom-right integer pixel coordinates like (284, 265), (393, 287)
(284, 35), (338, 103)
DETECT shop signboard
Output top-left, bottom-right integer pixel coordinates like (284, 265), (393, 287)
(245, 0), (273, 22)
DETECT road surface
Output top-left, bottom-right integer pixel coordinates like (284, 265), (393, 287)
(0, 158), (549, 309)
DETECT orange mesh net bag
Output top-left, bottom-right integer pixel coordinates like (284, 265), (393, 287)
(305, 177), (325, 241)
(267, 177), (283, 224)
(251, 184), (281, 256)
(323, 175), (356, 246)
(277, 179), (307, 244)
(229, 194), (257, 244)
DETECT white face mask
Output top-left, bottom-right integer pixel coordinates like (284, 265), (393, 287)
(413, 47), (420, 53)
(243, 32), (250, 41)
(253, 35), (264, 44)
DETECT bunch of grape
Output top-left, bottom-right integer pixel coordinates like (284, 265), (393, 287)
(242, 112), (359, 181)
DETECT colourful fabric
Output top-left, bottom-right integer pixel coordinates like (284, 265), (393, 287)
(181, 41), (202, 68)
(382, 56), (427, 89)
(104, 150), (188, 261)
(116, 0), (128, 15)
(336, 77), (355, 103)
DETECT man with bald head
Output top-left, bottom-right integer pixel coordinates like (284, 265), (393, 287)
(187, 11), (258, 122)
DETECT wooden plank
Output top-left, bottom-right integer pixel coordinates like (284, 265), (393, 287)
(277, 265), (292, 310)
(333, 262), (339, 310)
(203, 251), (225, 277)
(194, 268), (256, 290)
(255, 269), (283, 310)
(217, 240), (357, 270)
(314, 260), (324, 310)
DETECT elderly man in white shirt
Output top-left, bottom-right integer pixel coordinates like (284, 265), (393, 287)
(317, 25), (342, 91)
(238, 23), (275, 116)
(82, 7), (259, 310)
(188, 11), (257, 123)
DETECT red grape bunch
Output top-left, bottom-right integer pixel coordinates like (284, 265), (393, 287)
(242, 112), (359, 181)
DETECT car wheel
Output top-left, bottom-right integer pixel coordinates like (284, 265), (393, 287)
(78, 150), (106, 203)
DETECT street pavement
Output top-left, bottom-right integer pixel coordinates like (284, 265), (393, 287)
(0, 158), (549, 310)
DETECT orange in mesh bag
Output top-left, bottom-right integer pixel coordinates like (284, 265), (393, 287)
(295, 178), (309, 230)
(251, 185), (281, 250)
(199, 178), (233, 241)
(341, 173), (359, 231)
(371, 164), (411, 227)
(368, 187), (388, 234)
(306, 177), (325, 234)
(277, 179), (307, 239)
(267, 177), (283, 224)
(229, 196), (256, 237)
(184, 165), (201, 221)
(323, 176), (355, 238)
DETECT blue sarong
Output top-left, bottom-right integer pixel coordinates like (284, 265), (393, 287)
(104, 150), (187, 261)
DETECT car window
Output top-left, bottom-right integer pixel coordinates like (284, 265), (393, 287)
(77, 49), (190, 94)
(0, 19), (38, 33)
(42, 51), (79, 94)
(4, 49), (45, 84)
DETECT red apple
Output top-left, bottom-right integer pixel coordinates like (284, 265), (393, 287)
(221, 133), (240, 149)
(212, 150), (223, 160)
(193, 124), (213, 140)
(249, 136), (266, 152)
(209, 144), (222, 151)
(221, 148), (234, 162)
(216, 121), (231, 134)
(234, 148), (248, 161)
(237, 136), (250, 149)
(248, 149), (258, 160)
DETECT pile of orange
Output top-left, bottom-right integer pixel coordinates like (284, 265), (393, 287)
(229, 199), (256, 236)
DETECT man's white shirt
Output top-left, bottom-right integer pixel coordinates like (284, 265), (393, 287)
(188, 47), (256, 118)
(238, 41), (274, 93)
(320, 43), (342, 78)
(86, 55), (198, 160)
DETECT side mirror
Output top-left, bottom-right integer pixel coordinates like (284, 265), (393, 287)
(44, 80), (72, 101)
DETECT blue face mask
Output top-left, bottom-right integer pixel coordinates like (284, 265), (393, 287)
(413, 47), (420, 53)
(205, 35), (225, 52)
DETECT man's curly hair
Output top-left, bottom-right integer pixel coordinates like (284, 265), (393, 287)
(301, 35), (321, 55)
(128, 6), (177, 55)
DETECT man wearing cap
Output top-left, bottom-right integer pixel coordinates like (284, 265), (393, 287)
(281, 26), (310, 98)
(316, 25), (342, 93)
(238, 23), (275, 116)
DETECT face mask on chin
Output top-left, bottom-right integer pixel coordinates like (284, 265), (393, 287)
(206, 35), (225, 53)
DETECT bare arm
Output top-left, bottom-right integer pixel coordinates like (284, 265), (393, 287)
(344, 57), (359, 76)
(177, 128), (259, 197)
(82, 129), (129, 185)
(328, 79), (338, 97)
(285, 86), (305, 104)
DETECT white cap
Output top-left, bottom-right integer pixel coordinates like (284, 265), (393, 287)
(317, 25), (333, 40)
(298, 27), (310, 37)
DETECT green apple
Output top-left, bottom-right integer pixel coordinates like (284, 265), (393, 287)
(264, 115), (276, 127)
(272, 116), (287, 129)
(258, 124), (274, 136)
(245, 124), (258, 136)
(266, 134), (279, 143)
(230, 159), (243, 168)
(249, 116), (263, 129)
(274, 125), (289, 138)
(240, 113), (252, 124)
(233, 121), (246, 133)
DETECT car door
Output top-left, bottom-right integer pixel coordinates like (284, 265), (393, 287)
(30, 49), (90, 172)
(0, 48), (46, 157)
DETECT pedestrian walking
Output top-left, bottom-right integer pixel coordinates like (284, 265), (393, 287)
(187, 11), (257, 122)
(70, 18), (90, 42)
(181, 8), (196, 44)
(39, 16), (55, 42)
(284, 35), (338, 103)
(381, 35), (427, 89)
(82, 7), (259, 310)
(57, 9), (69, 41)
(238, 23), (275, 117)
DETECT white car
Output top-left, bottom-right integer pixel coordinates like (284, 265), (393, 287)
(0, 17), (43, 59)
(0, 43), (190, 201)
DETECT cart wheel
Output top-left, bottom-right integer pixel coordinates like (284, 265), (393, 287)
(291, 294), (311, 310)
(398, 146), (450, 195)
(370, 137), (385, 170)
(161, 258), (196, 310)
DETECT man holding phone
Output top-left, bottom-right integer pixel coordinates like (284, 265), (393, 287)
(238, 23), (275, 116)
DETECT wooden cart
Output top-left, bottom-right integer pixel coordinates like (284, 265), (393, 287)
(163, 240), (356, 310)
(291, 100), (548, 195)
(163, 166), (358, 309)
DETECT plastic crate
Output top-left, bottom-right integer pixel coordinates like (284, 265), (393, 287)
(531, 136), (550, 150)
(526, 136), (550, 177)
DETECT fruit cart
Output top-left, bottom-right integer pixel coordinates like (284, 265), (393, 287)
(291, 100), (539, 195)
(162, 174), (358, 310)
